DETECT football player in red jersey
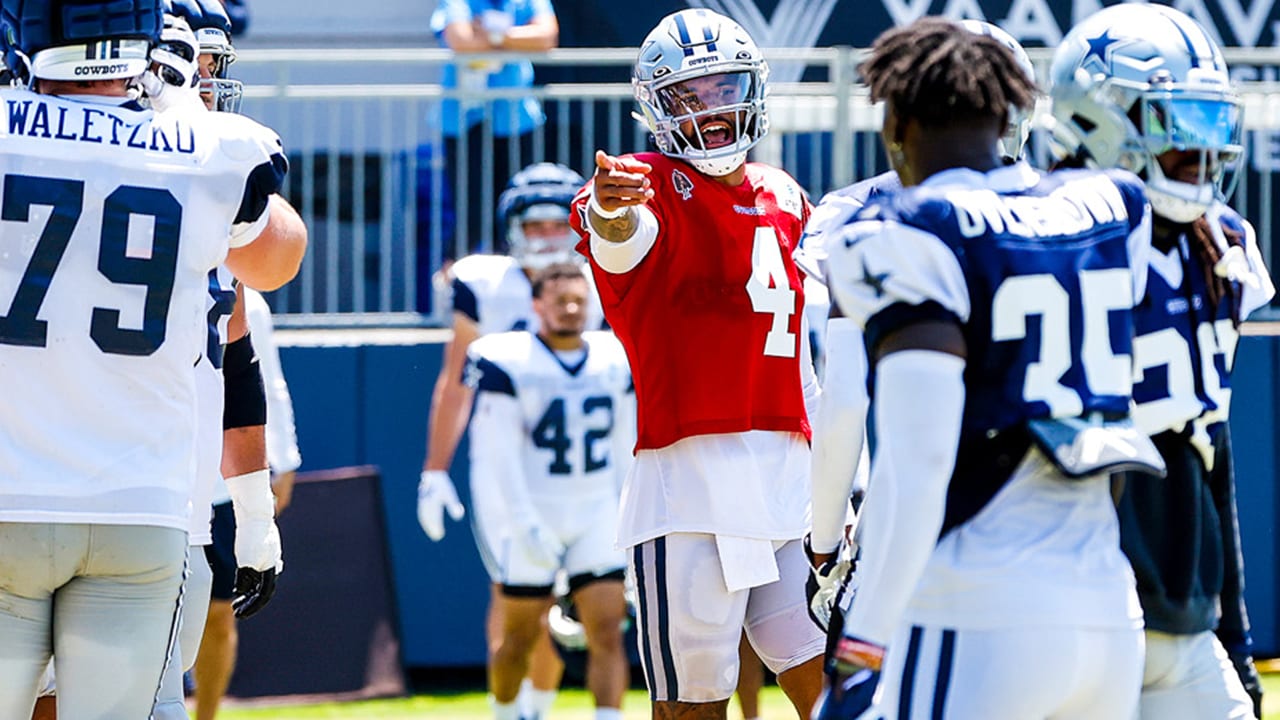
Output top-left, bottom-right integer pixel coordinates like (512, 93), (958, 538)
(570, 9), (825, 720)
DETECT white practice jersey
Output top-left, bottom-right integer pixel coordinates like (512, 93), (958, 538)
(191, 266), (237, 542)
(0, 91), (285, 530)
(450, 254), (605, 335)
(466, 330), (634, 519)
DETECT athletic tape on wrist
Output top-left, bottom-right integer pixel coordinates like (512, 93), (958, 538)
(587, 193), (629, 220)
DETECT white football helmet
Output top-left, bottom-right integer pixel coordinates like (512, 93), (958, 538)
(960, 20), (1035, 161)
(633, 9), (769, 177)
(1050, 4), (1242, 222)
(168, 0), (242, 112)
(1, 0), (161, 86)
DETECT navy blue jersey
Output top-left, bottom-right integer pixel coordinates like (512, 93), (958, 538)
(794, 171), (902, 284)
(1130, 204), (1274, 468)
(828, 163), (1151, 437)
(1118, 204), (1272, 648)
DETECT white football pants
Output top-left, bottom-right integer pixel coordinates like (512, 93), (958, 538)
(0, 522), (187, 720)
(1136, 629), (1256, 720)
(153, 550), (216, 720)
(869, 623), (1144, 719)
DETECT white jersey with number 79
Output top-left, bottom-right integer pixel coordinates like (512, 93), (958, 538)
(0, 89), (287, 531)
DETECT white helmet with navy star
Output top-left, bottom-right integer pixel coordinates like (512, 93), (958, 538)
(1049, 3), (1242, 222)
(632, 9), (769, 177)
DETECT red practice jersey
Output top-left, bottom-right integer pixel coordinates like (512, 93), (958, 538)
(572, 153), (812, 451)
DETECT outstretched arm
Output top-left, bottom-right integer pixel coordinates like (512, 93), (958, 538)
(817, 322), (965, 719)
(809, 317), (870, 559)
(416, 312), (478, 541)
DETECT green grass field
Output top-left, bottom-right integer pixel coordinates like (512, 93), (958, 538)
(218, 675), (1280, 719)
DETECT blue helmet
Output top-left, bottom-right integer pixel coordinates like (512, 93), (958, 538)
(496, 162), (585, 269)
(2, 0), (162, 85)
(166, 0), (240, 111)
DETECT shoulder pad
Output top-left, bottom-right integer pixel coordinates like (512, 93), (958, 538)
(1097, 168), (1149, 230)
(451, 254), (518, 284)
(1214, 202), (1247, 236)
(826, 216), (970, 340)
(751, 163), (806, 220)
(200, 112), (285, 166)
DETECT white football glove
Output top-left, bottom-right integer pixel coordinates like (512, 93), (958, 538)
(417, 470), (465, 541)
(225, 469), (284, 573)
(805, 535), (855, 633)
(139, 14), (204, 113)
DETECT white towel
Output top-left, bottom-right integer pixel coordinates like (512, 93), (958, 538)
(715, 535), (779, 593)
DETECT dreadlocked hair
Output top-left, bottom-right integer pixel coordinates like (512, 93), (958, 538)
(1188, 216), (1244, 326)
(860, 17), (1036, 132)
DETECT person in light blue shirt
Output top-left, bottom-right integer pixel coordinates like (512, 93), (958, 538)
(430, 0), (559, 257)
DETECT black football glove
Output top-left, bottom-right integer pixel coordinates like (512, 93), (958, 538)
(232, 566), (278, 619)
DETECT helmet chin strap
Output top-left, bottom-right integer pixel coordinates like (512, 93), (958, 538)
(1146, 160), (1214, 224)
(689, 149), (747, 177)
(1148, 188), (1212, 224)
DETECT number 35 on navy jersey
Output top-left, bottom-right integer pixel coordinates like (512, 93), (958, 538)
(827, 164), (1152, 435)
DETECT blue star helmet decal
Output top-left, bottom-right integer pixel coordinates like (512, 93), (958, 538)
(1083, 28), (1125, 71)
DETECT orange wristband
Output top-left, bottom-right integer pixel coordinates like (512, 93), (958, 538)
(834, 636), (885, 672)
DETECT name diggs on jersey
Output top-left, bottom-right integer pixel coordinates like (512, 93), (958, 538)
(6, 98), (196, 154)
(953, 178), (1129, 239)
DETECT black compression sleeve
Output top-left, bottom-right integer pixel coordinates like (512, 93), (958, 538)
(223, 333), (268, 430)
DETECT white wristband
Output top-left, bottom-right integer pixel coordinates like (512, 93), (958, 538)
(587, 193), (630, 220)
(225, 469), (275, 521)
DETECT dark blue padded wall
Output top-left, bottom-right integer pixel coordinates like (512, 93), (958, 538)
(1229, 334), (1279, 654)
(280, 340), (489, 667)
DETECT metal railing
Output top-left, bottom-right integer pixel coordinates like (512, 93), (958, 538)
(229, 46), (1280, 324)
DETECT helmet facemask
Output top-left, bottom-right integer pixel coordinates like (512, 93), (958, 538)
(1001, 106), (1032, 162)
(509, 203), (577, 271)
(637, 64), (768, 176)
(1133, 86), (1242, 222)
(194, 27), (241, 112)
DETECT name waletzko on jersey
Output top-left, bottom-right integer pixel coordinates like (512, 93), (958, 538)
(5, 95), (198, 154)
(0, 88), (286, 532)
